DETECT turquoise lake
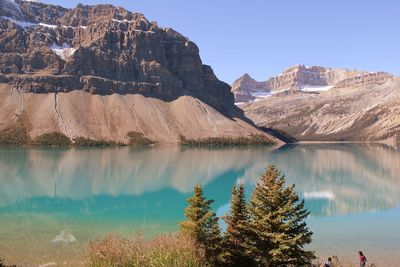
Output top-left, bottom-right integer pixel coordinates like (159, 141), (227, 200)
(0, 144), (399, 266)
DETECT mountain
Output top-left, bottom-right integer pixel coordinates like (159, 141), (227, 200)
(237, 65), (400, 142)
(0, 0), (282, 144)
(232, 64), (392, 103)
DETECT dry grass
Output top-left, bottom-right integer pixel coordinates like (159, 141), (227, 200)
(87, 233), (205, 267)
(0, 257), (17, 267)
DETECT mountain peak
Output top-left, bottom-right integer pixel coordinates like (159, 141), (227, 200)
(233, 73), (255, 84)
(241, 73), (253, 79)
(232, 65), (393, 103)
(0, 0), (282, 144)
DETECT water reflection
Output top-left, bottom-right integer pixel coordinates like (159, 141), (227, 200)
(0, 144), (399, 216)
(0, 144), (399, 265)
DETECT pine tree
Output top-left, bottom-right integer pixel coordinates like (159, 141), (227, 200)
(221, 184), (255, 267)
(247, 165), (315, 267)
(180, 185), (222, 266)
(205, 210), (223, 266)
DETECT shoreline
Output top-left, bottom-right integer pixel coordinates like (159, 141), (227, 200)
(298, 140), (379, 144)
(296, 139), (398, 145)
(0, 242), (396, 267)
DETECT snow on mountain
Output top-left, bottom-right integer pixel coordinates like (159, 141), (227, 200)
(0, 16), (36, 27)
(301, 85), (333, 92)
(51, 43), (77, 61)
(1, 16), (59, 28)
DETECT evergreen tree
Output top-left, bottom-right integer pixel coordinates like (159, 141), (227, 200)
(204, 209), (223, 266)
(180, 185), (222, 266)
(247, 165), (315, 267)
(221, 184), (254, 267)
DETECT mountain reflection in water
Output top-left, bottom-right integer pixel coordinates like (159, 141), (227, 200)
(1, 144), (399, 216)
(0, 144), (399, 265)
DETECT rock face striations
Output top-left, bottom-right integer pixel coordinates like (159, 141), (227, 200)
(0, 0), (281, 144)
(0, 1), (233, 110)
(232, 64), (392, 102)
(237, 65), (399, 142)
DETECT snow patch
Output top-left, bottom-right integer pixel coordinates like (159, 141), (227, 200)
(251, 91), (272, 98)
(39, 22), (57, 29)
(112, 19), (155, 33)
(234, 89), (283, 104)
(303, 191), (335, 200)
(272, 88), (290, 94)
(301, 85), (333, 92)
(51, 43), (77, 61)
(112, 18), (130, 23)
(1, 16), (58, 29)
(132, 29), (155, 34)
(62, 25), (87, 30)
(1, 16), (36, 27)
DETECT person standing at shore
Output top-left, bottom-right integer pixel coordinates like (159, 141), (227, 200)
(324, 257), (333, 267)
(359, 251), (367, 267)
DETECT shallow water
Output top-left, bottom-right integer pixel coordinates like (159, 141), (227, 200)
(0, 144), (399, 266)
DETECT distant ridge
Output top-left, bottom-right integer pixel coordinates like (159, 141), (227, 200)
(232, 64), (392, 103)
(237, 65), (399, 142)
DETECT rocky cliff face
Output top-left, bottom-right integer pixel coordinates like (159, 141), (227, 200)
(0, 1), (233, 111)
(242, 75), (400, 142)
(232, 64), (393, 102)
(0, 0), (281, 144)
(230, 73), (268, 103)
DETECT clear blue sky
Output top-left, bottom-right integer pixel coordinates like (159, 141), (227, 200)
(44, 0), (399, 84)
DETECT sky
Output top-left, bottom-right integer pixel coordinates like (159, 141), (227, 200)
(43, 0), (399, 84)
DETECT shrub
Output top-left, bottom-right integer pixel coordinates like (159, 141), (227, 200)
(87, 234), (204, 267)
(0, 127), (29, 145)
(179, 134), (274, 147)
(0, 257), (17, 267)
(127, 131), (154, 146)
(32, 132), (71, 146)
(73, 137), (124, 147)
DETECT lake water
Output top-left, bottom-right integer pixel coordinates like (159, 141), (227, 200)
(0, 144), (399, 266)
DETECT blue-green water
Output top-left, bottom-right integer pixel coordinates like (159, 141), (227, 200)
(0, 144), (399, 266)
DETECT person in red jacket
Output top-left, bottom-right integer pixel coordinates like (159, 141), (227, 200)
(359, 251), (367, 267)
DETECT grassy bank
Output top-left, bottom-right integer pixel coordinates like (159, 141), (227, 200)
(86, 236), (377, 267)
(87, 234), (203, 267)
(0, 128), (154, 147)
